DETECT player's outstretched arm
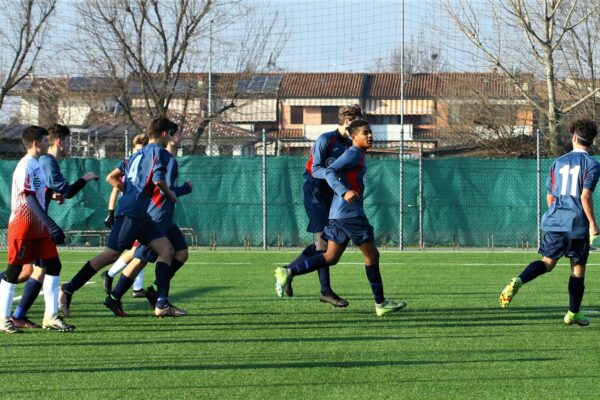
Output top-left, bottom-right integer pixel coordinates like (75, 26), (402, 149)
(106, 168), (124, 192)
(173, 181), (193, 197)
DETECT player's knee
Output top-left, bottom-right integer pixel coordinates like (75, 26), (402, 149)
(42, 257), (62, 276)
(175, 249), (188, 263)
(4, 264), (23, 284)
(325, 253), (341, 266)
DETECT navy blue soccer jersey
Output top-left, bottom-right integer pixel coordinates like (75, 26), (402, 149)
(325, 146), (367, 219)
(541, 149), (600, 238)
(39, 154), (86, 210)
(116, 143), (171, 220)
(304, 130), (352, 185)
(147, 156), (191, 227)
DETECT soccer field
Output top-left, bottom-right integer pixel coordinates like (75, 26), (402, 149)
(1, 250), (599, 399)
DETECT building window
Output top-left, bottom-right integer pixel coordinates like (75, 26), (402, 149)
(291, 106), (303, 124)
(321, 106), (339, 124)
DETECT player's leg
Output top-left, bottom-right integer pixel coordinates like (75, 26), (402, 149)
(500, 232), (561, 308)
(146, 229), (175, 317)
(132, 268), (145, 297)
(0, 264), (25, 333)
(60, 216), (134, 316)
(40, 256), (74, 332)
(104, 255), (148, 317)
(564, 239), (590, 326)
(11, 263), (43, 328)
(102, 246), (136, 295)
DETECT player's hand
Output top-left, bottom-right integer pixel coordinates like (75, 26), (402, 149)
(343, 190), (360, 204)
(185, 181), (193, 192)
(590, 224), (600, 245)
(48, 222), (65, 245)
(83, 171), (99, 181)
(104, 210), (115, 228)
(52, 193), (64, 205)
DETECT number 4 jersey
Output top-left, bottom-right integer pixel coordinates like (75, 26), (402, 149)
(541, 148), (600, 238)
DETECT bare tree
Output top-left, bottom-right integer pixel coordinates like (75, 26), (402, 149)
(373, 41), (447, 73)
(0, 0), (56, 110)
(73, 0), (286, 147)
(447, 0), (600, 156)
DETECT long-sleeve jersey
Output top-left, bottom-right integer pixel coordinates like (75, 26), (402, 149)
(325, 146), (367, 219)
(541, 148), (600, 238)
(39, 154), (86, 210)
(147, 156), (192, 228)
(116, 143), (171, 220)
(304, 130), (352, 191)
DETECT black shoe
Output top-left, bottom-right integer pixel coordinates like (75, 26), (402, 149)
(145, 286), (158, 308)
(59, 284), (72, 317)
(132, 289), (146, 298)
(103, 295), (128, 317)
(319, 291), (349, 308)
(284, 279), (294, 297)
(101, 271), (113, 295)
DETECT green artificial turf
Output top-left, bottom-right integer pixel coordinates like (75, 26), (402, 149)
(1, 250), (599, 399)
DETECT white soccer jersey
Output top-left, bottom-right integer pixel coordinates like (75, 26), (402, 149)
(8, 155), (49, 239)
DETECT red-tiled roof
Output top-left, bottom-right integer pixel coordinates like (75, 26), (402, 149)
(279, 73), (364, 97)
(269, 129), (304, 139)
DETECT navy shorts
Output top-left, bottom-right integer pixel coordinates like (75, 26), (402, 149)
(322, 216), (375, 246)
(133, 224), (188, 263)
(107, 216), (166, 252)
(303, 180), (333, 233)
(539, 232), (590, 265)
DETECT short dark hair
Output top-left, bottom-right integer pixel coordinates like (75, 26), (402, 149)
(346, 119), (370, 136)
(147, 117), (178, 139)
(47, 123), (70, 143)
(22, 125), (49, 148)
(570, 119), (597, 146)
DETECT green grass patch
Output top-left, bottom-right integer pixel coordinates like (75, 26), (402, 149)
(1, 250), (599, 399)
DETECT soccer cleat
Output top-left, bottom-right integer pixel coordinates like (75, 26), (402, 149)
(375, 300), (407, 317)
(154, 305), (184, 318)
(499, 277), (522, 308)
(274, 267), (291, 298)
(42, 316), (75, 332)
(132, 289), (146, 298)
(145, 286), (158, 308)
(284, 280), (294, 297)
(104, 296), (128, 317)
(319, 291), (350, 307)
(564, 311), (591, 326)
(101, 271), (113, 295)
(58, 285), (72, 317)
(10, 316), (41, 329)
(167, 303), (188, 316)
(1, 318), (23, 334)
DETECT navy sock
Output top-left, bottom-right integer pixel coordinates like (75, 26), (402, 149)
(111, 275), (135, 300)
(67, 261), (97, 293)
(315, 250), (332, 294)
(155, 261), (171, 308)
(568, 276), (585, 313)
(289, 254), (328, 277)
(365, 264), (385, 304)
(518, 260), (547, 284)
(289, 243), (317, 268)
(13, 278), (42, 319)
(169, 259), (185, 279)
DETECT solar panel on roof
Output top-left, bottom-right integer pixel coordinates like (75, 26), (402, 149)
(248, 76), (267, 92)
(264, 76), (282, 92)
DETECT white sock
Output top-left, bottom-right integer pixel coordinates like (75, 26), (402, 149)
(133, 269), (145, 291)
(43, 275), (60, 319)
(108, 259), (128, 278)
(0, 280), (16, 320)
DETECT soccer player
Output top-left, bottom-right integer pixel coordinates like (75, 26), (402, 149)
(59, 117), (181, 318)
(7, 124), (98, 330)
(500, 119), (600, 326)
(103, 125), (192, 317)
(283, 104), (363, 307)
(0, 126), (71, 333)
(274, 120), (407, 316)
(102, 134), (149, 298)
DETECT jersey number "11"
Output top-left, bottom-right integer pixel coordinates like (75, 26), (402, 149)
(559, 164), (580, 196)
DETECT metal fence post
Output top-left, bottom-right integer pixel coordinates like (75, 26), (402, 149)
(419, 143), (423, 249)
(262, 129), (267, 250)
(536, 128), (541, 249)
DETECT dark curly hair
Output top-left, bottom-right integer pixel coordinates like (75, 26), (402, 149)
(569, 119), (597, 146)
